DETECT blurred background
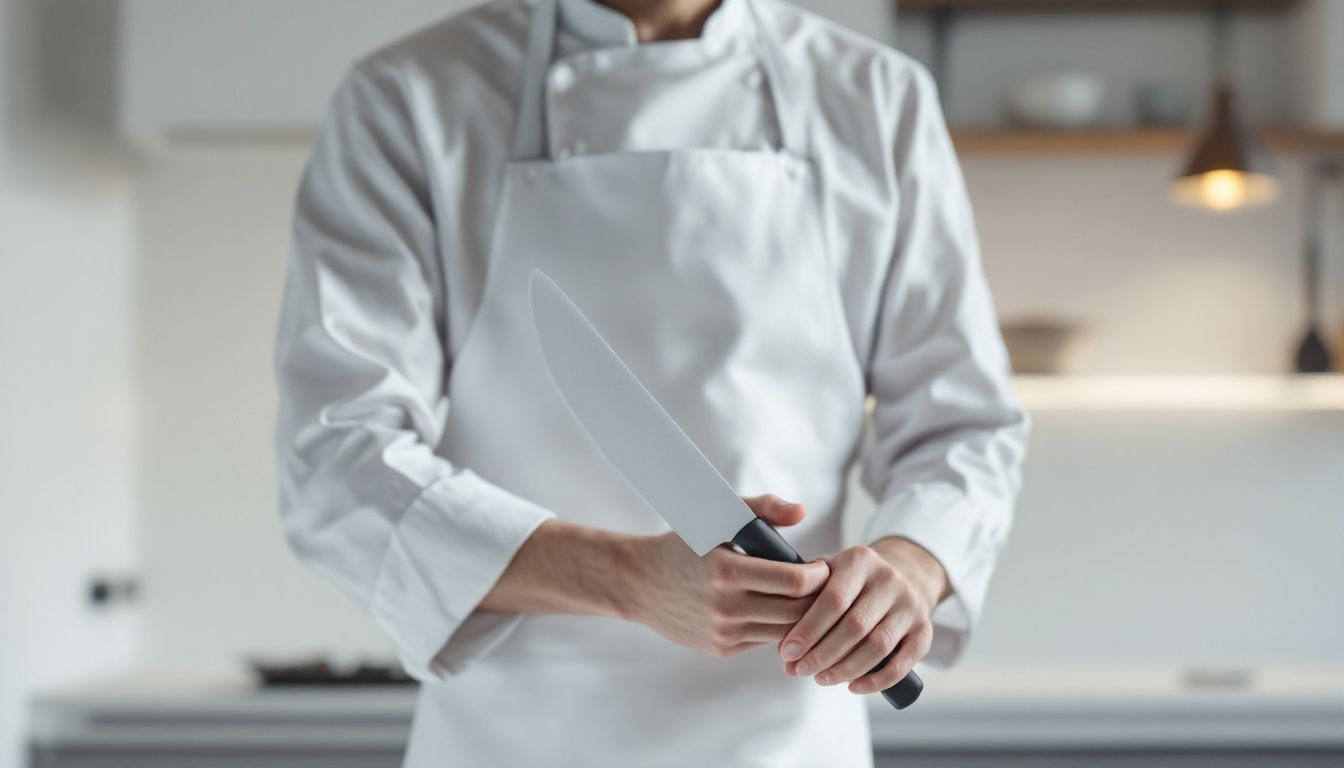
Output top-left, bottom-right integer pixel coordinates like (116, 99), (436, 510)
(2, 0), (1342, 766)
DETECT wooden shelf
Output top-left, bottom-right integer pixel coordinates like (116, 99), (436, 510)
(948, 128), (1344, 154)
(899, 0), (1301, 12)
(1012, 374), (1344, 411)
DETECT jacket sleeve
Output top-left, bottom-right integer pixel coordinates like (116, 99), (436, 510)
(859, 62), (1029, 666)
(275, 63), (553, 681)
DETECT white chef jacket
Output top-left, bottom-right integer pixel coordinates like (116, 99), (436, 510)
(276, 0), (1028, 683)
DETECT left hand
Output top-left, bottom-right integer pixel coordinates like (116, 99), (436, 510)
(778, 537), (950, 694)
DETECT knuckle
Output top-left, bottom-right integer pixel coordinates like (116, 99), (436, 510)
(821, 589), (848, 612)
(785, 569), (811, 595)
(709, 592), (736, 617)
(873, 566), (900, 589)
(870, 624), (898, 653)
(870, 621), (903, 650)
(835, 547), (861, 566)
(711, 557), (736, 583)
(912, 620), (935, 649)
(784, 570), (806, 594)
(843, 611), (870, 634)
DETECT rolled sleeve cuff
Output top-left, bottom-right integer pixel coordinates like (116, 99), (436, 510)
(370, 469), (554, 681)
(864, 483), (993, 667)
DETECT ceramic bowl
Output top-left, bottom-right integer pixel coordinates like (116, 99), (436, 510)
(1000, 319), (1087, 374)
(1005, 73), (1105, 130)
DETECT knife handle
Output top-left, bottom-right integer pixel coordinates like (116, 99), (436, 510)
(730, 518), (924, 711)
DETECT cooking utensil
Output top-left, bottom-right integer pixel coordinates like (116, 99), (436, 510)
(528, 269), (923, 710)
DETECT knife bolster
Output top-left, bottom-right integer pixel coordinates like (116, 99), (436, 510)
(730, 518), (805, 565)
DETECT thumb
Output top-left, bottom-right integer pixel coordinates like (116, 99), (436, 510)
(741, 494), (806, 528)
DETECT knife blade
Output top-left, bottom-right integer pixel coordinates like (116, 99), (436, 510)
(527, 268), (922, 710)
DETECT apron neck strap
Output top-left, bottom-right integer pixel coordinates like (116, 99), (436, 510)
(509, 0), (805, 162)
(744, 0), (804, 158)
(512, 0), (560, 161)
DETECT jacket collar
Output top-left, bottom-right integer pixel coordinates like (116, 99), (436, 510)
(556, 0), (748, 49)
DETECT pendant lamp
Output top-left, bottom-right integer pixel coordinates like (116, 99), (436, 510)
(1171, 4), (1279, 212)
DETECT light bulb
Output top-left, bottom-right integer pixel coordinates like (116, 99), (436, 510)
(1171, 169), (1280, 212)
(1199, 170), (1247, 211)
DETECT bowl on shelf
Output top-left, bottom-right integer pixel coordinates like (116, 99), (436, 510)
(1134, 81), (1191, 127)
(1004, 73), (1105, 130)
(999, 319), (1087, 374)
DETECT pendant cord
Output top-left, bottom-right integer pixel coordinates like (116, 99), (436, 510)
(1210, 3), (1232, 87)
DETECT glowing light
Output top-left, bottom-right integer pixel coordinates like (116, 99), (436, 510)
(1171, 169), (1279, 212)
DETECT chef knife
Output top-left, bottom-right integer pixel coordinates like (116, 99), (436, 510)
(528, 269), (923, 711)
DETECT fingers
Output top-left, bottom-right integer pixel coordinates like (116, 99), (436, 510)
(709, 549), (828, 597)
(741, 494), (806, 528)
(848, 617), (934, 695)
(777, 567), (862, 669)
(716, 641), (767, 658)
(814, 608), (912, 687)
(788, 589), (894, 682)
(731, 622), (792, 643)
(728, 594), (813, 624)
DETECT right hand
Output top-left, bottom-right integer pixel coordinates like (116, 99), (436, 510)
(625, 495), (830, 658)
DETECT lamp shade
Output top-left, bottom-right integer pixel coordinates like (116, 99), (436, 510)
(1172, 84), (1279, 211)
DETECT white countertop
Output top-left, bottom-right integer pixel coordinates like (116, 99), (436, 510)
(29, 662), (1344, 752)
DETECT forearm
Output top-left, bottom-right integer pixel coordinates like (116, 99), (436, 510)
(478, 519), (644, 620)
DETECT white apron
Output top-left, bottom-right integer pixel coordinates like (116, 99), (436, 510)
(405, 1), (871, 765)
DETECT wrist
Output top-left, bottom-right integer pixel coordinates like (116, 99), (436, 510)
(607, 533), (654, 623)
(871, 536), (951, 609)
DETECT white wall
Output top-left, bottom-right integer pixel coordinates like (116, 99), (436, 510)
(132, 146), (391, 666)
(0, 2), (140, 767)
(973, 153), (1344, 374)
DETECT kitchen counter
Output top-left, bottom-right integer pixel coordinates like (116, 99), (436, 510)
(868, 663), (1344, 749)
(28, 662), (1344, 767)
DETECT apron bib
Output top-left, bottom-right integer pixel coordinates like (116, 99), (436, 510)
(406, 2), (870, 765)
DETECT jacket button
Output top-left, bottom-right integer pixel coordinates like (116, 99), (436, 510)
(550, 64), (576, 92)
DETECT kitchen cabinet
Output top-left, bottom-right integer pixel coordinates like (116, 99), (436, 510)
(28, 664), (1344, 767)
(119, 0), (482, 140)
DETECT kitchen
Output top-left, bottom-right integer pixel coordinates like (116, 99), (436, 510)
(2, 0), (1342, 766)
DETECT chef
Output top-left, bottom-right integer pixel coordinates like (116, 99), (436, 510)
(275, 0), (1027, 765)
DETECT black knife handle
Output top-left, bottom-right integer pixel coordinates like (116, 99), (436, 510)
(730, 517), (924, 711)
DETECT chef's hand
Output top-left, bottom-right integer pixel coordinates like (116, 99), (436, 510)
(778, 537), (949, 695)
(628, 495), (830, 659)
